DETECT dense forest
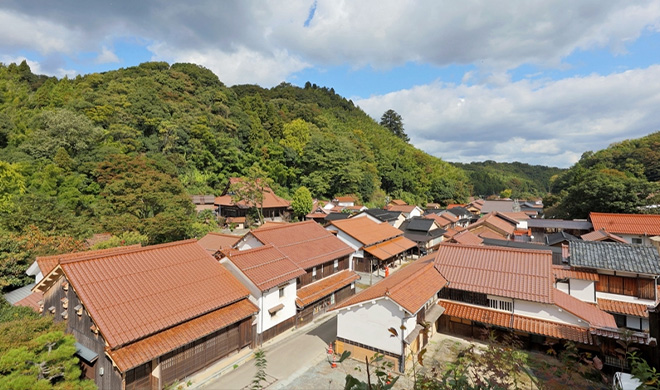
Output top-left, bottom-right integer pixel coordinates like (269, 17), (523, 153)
(544, 131), (660, 218)
(0, 61), (471, 290)
(452, 161), (564, 199)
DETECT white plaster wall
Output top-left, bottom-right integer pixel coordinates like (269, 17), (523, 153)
(337, 298), (411, 355)
(514, 300), (585, 327)
(409, 208), (423, 219)
(260, 281), (297, 332)
(235, 234), (264, 250)
(556, 282), (569, 294)
(220, 258), (296, 333)
(619, 234), (652, 246)
(569, 279), (596, 303)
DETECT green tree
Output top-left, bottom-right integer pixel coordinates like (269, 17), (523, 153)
(95, 155), (195, 243)
(280, 119), (312, 156)
(291, 186), (313, 220)
(230, 164), (273, 225)
(380, 109), (409, 142)
(0, 301), (97, 390)
(0, 161), (25, 212)
(90, 231), (149, 250)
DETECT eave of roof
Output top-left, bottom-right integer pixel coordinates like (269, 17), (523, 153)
(295, 270), (360, 307)
(107, 299), (258, 372)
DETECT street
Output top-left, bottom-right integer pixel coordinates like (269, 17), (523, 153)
(199, 315), (337, 389)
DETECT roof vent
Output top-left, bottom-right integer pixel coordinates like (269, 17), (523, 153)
(61, 311), (68, 320)
(48, 306), (56, 314)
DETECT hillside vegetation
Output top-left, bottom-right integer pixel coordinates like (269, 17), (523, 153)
(0, 61), (469, 279)
(452, 161), (564, 199)
(545, 131), (660, 218)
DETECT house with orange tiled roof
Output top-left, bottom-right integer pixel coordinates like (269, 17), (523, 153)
(327, 217), (417, 274)
(232, 221), (360, 327)
(465, 212), (517, 240)
(432, 244), (647, 356)
(215, 177), (291, 223)
(385, 204), (423, 219)
(32, 240), (258, 390)
(333, 257), (448, 372)
(197, 232), (242, 254)
(590, 212), (660, 246)
(581, 229), (628, 244)
(389, 199), (407, 206)
(220, 245), (306, 344)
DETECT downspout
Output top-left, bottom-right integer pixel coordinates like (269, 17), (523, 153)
(400, 311), (416, 373)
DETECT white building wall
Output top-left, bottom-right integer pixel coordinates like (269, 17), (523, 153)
(260, 282), (297, 333)
(220, 257), (296, 334)
(409, 208), (423, 219)
(556, 282), (569, 294)
(328, 228), (365, 270)
(337, 298), (413, 356)
(235, 234), (264, 250)
(569, 279), (596, 303)
(513, 300), (585, 327)
(618, 234), (652, 246)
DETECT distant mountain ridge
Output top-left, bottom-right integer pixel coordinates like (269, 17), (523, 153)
(452, 160), (564, 199)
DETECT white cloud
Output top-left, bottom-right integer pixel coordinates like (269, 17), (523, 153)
(148, 43), (311, 87)
(356, 65), (660, 167)
(0, 9), (83, 54)
(0, 55), (76, 79)
(95, 46), (120, 64)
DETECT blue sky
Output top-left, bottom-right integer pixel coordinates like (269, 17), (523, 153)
(2, 1), (660, 168)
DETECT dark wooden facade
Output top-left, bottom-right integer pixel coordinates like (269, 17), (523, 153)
(296, 256), (349, 288)
(43, 274), (254, 390)
(297, 284), (354, 326)
(43, 275), (125, 390)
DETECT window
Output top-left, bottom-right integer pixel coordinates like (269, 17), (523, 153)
(488, 298), (513, 312)
(312, 267), (317, 281)
(334, 259), (338, 268)
(632, 238), (642, 245)
(279, 287), (285, 298)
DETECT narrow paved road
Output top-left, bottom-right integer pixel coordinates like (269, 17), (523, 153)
(201, 315), (337, 390)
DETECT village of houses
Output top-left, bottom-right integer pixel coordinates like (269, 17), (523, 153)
(5, 178), (660, 390)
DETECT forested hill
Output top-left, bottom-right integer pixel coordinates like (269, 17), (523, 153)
(545, 131), (660, 218)
(0, 61), (469, 245)
(452, 161), (564, 199)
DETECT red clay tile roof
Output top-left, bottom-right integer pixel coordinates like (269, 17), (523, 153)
(386, 204), (418, 213)
(468, 212), (516, 236)
(35, 244), (142, 276)
(335, 196), (358, 203)
(295, 270), (360, 307)
(439, 213), (459, 223)
(449, 230), (483, 246)
(223, 245), (306, 291)
(390, 199), (407, 206)
(56, 240), (250, 349)
(250, 221), (354, 270)
(552, 265), (599, 281)
(107, 299), (258, 372)
(581, 229), (628, 243)
(364, 236), (417, 261)
(443, 226), (466, 238)
(329, 218), (403, 246)
(498, 212), (531, 222)
(15, 291), (42, 312)
(471, 226), (508, 240)
(439, 300), (594, 345)
(598, 298), (650, 318)
(552, 289), (617, 328)
(590, 212), (660, 236)
(434, 244), (553, 303)
(215, 179), (290, 209)
(197, 232), (242, 253)
(425, 214), (451, 228)
(335, 257), (447, 314)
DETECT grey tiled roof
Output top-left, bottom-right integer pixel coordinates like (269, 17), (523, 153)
(569, 241), (660, 275)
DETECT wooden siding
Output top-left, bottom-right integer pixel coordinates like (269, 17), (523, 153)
(160, 318), (252, 387)
(43, 275), (123, 390)
(125, 362), (153, 390)
(597, 275), (653, 299)
(297, 256), (350, 288)
(260, 316), (296, 343)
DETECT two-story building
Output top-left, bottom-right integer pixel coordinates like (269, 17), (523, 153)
(33, 240), (258, 390)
